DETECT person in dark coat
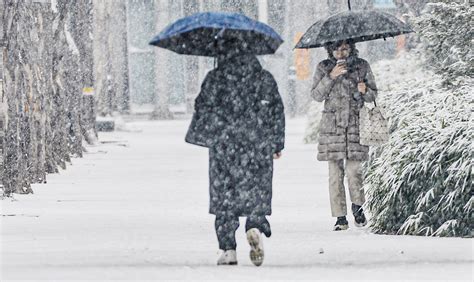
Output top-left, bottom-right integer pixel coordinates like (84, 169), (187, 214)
(311, 40), (377, 231)
(185, 52), (285, 266)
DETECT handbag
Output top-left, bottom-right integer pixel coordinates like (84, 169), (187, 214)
(359, 101), (389, 146)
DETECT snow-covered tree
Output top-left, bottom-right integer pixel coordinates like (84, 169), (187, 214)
(1, 0), (96, 196)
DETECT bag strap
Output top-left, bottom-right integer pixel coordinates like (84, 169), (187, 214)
(357, 70), (377, 108)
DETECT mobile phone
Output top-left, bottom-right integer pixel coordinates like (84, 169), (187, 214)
(336, 59), (346, 65)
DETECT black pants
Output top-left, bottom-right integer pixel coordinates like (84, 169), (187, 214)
(215, 211), (271, 251)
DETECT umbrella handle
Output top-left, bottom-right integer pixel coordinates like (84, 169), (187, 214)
(215, 28), (226, 40)
(347, 0), (351, 11)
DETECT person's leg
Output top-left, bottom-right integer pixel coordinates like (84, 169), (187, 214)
(328, 159), (347, 217)
(215, 211), (240, 251)
(245, 214), (271, 238)
(245, 213), (268, 267)
(346, 160), (367, 226)
(345, 160), (365, 206)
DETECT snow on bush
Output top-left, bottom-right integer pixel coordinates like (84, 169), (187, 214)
(364, 2), (473, 237)
(415, 2), (473, 84)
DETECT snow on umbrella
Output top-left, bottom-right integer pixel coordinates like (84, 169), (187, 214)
(149, 12), (283, 56)
(295, 9), (414, 49)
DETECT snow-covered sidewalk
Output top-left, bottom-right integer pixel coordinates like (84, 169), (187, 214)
(1, 118), (472, 281)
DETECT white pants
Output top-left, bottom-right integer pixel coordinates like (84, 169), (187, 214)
(328, 160), (365, 217)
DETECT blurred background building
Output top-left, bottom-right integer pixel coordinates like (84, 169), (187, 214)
(96, 0), (409, 119)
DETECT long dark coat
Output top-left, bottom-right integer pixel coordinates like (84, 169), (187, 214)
(185, 55), (285, 216)
(311, 56), (377, 161)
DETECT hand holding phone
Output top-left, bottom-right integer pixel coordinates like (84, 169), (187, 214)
(330, 60), (348, 80)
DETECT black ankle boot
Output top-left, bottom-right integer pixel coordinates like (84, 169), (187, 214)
(352, 203), (367, 227)
(333, 216), (349, 231)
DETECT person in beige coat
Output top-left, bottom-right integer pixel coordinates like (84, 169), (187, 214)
(311, 40), (377, 231)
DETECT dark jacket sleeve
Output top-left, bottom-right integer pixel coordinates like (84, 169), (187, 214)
(185, 71), (226, 147)
(311, 61), (336, 102)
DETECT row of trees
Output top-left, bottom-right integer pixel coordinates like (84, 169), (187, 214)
(0, 0), (129, 197)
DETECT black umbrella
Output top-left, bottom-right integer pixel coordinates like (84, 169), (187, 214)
(295, 0), (414, 49)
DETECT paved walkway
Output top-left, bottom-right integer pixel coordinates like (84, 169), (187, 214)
(1, 118), (472, 281)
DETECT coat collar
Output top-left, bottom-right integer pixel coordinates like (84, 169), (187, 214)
(217, 55), (263, 74)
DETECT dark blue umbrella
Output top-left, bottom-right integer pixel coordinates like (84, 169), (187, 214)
(149, 12), (283, 57)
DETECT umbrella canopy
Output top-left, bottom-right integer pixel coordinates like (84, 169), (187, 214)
(149, 12), (283, 56)
(295, 10), (414, 49)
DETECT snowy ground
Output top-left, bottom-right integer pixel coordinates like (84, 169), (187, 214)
(1, 118), (472, 281)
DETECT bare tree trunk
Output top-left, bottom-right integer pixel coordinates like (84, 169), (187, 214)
(151, 0), (173, 119)
(69, 0), (96, 146)
(113, 1), (130, 114)
(95, 1), (130, 117)
(183, 0), (200, 114)
(101, 3), (115, 116)
(51, 0), (72, 170)
(65, 7), (84, 157)
(30, 2), (53, 183)
(0, 48), (5, 192)
(1, 0), (96, 196)
(2, 1), (35, 194)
